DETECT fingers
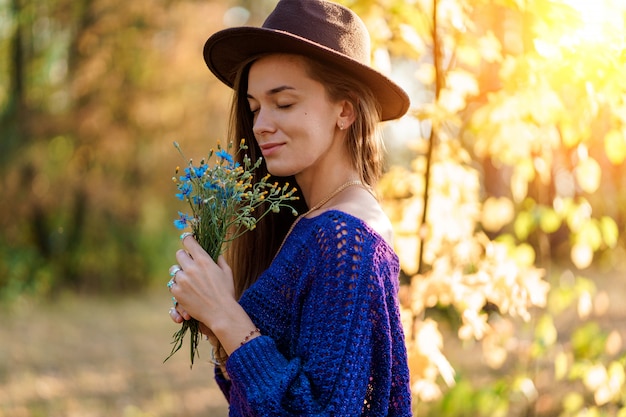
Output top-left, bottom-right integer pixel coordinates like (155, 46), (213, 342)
(177, 234), (225, 275)
(217, 255), (232, 275)
(168, 233), (235, 329)
(170, 309), (191, 322)
(175, 249), (193, 271)
(167, 270), (191, 323)
(167, 234), (207, 327)
(167, 264), (182, 289)
(169, 307), (183, 323)
(180, 232), (203, 259)
(169, 302), (192, 322)
(169, 264), (182, 278)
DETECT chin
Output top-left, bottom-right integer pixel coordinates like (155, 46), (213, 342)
(265, 164), (298, 179)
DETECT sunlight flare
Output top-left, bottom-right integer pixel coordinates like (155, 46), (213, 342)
(558, 0), (625, 46)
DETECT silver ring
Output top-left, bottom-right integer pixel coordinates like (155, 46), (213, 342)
(172, 296), (178, 307)
(169, 265), (182, 278)
(180, 232), (193, 241)
(167, 279), (175, 289)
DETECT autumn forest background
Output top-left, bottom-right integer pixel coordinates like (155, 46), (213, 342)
(1, 0), (625, 416)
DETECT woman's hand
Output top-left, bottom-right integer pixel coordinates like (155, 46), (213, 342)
(169, 235), (236, 328)
(167, 234), (261, 355)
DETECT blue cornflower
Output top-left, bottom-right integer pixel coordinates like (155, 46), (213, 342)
(203, 180), (219, 191)
(217, 185), (240, 204)
(195, 164), (208, 177)
(176, 182), (193, 200)
(174, 211), (191, 229)
(216, 149), (234, 166)
(179, 167), (194, 181)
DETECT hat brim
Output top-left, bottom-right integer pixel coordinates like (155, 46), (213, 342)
(203, 27), (409, 121)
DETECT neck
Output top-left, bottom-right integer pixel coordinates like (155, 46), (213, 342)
(305, 180), (363, 216)
(271, 177), (364, 260)
(296, 172), (362, 211)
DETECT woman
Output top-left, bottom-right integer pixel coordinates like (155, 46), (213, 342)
(168, 1), (412, 415)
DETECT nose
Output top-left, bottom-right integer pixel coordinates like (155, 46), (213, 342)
(252, 108), (276, 137)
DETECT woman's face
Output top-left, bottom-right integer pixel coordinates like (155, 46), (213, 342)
(246, 54), (345, 180)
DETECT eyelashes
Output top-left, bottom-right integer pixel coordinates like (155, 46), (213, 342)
(248, 103), (294, 115)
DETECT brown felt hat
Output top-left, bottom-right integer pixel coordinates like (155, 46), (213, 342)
(203, 0), (410, 121)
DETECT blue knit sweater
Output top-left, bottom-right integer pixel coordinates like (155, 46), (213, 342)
(216, 210), (412, 416)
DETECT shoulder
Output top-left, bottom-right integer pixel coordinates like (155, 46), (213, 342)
(308, 186), (394, 246)
(302, 210), (396, 265)
(298, 210), (400, 292)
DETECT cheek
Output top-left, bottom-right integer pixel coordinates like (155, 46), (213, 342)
(300, 110), (335, 138)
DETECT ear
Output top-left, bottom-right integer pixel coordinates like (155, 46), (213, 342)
(337, 99), (356, 131)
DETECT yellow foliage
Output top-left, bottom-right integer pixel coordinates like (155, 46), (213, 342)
(538, 206), (561, 234)
(570, 243), (593, 269)
(481, 197), (515, 232)
(481, 317), (515, 369)
(395, 235), (421, 276)
(577, 290), (593, 320)
(600, 216), (620, 249)
(406, 319), (455, 401)
(562, 392), (585, 413)
(604, 129), (626, 165)
(408, 236), (548, 340)
(351, 0), (625, 410)
(478, 30), (502, 63)
(554, 351), (569, 381)
(605, 331), (623, 357)
(583, 362), (626, 406)
(574, 157), (602, 194)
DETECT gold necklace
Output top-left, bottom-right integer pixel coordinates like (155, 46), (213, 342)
(274, 180), (363, 259)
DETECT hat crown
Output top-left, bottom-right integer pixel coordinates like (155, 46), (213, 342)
(203, 0), (410, 120)
(263, 0), (371, 65)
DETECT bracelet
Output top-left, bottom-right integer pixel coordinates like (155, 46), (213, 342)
(240, 328), (261, 346)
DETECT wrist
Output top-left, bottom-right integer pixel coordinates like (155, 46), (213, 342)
(239, 327), (261, 346)
(209, 305), (261, 355)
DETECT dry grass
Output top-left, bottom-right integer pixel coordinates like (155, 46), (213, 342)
(0, 290), (229, 417)
(1, 266), (624, 417)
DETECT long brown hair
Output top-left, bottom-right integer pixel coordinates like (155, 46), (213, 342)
(304, 58), (384, 186)
(226, 54), (383, 298)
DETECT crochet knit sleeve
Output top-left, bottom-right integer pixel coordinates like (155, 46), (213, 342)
(222, 212), (411, 416)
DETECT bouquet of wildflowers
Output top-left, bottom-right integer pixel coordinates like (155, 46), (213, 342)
(166, 139), (299, 367)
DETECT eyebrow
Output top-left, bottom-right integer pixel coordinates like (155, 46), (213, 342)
(247, 85), (296, 99)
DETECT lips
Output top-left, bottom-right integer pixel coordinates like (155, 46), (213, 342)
(259, 142), (284, 157)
